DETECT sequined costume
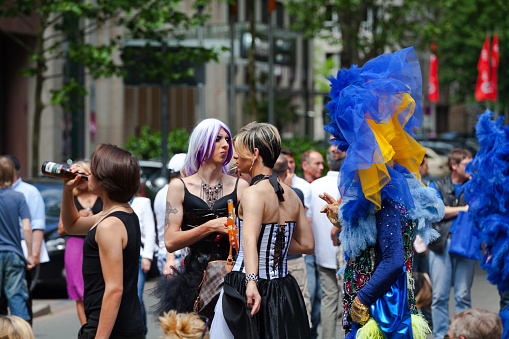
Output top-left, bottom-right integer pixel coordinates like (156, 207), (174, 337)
(324, 47), (444, 339)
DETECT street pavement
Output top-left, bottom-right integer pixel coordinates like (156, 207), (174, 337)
(32, 264), (500, 339)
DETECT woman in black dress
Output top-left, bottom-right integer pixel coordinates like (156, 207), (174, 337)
(61, 144), (144, 339)
(210, 122), (314, 338)
(155, 118), (248, 316)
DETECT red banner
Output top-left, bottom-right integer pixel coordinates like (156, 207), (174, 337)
(475, 35), (492, 101)
(268, 0), (276, 12)
(428, 53), (439, 102)
(488, 32), (499, 101)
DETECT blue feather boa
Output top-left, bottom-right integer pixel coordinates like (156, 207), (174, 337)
(339, 172), (442, 259)
(463, 110), (509, 292)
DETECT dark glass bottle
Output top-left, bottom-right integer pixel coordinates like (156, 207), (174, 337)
(41, 161), (89, 180)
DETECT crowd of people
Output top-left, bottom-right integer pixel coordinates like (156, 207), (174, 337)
(1, 46), (508, 339)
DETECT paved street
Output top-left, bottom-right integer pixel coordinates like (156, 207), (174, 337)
(32, 264), (500, 339)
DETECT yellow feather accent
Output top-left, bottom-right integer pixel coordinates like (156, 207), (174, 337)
(356, 318), (384, 339)
(355, 314), (431, 339)
(411, 313), (431, 339)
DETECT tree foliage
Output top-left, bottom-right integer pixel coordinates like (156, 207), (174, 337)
(0, 0), (222, 175)
(123, 125), (189, 160)
(284, 0), (425, 67)
(417, 0), (509, 107)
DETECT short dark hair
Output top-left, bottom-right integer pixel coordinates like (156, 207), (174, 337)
(90, 144), (140, 203)
(5, 155), (20, 171)
(326, 149), (342, 171)
(447, 148), (472, 171)
(273, 154), (288, 177)
(280, 147), (294, 158)
(301, 150), (319, 165)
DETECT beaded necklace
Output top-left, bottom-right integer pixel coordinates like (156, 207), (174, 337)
(197, 172), (223, 209)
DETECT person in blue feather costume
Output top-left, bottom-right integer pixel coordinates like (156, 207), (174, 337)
(320, 46), (444, 339)
(462, 109), (509, 336)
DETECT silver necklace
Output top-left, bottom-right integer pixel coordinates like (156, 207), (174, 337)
(197, 172), (223, 209)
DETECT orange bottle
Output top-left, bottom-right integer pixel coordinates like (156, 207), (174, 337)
(227, 199), (239, 250)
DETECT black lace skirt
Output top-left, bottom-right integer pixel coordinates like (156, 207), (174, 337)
(222, 271), (311, 339)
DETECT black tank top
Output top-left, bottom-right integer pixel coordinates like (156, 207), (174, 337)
(82, 211), (144, 336)
(180, 178), (239, 272)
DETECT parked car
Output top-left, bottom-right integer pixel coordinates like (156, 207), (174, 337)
(139, 159), (167, 204)
(24, 177), (67, 293)
(422, 146), (450, 178)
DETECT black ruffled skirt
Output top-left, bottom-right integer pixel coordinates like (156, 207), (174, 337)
(222, 271), (310, 339)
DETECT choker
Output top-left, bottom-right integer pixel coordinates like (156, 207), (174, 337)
(250, 173), (285, 202)
(250, 174), (269, 186)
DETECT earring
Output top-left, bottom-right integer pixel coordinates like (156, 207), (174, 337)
(249, 158), (255, 172)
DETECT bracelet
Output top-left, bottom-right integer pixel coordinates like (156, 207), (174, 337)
(245, 273), (259, 286)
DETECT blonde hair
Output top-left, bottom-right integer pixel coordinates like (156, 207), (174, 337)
(0, 156), (15, 188)
(159, 311), (209, 339)
(72, 160), (91, 196)
(0, 315), (35, 339)
(233, 122), (281, 168)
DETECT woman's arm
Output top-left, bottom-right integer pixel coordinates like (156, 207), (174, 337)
(356, 202), (404, 307)
(61, 176), (101, 236)
(94, 217), (127, 339)
(238, 188), (264, 315)
(288, 194), (314, 255)
(164, 179), (228, 252)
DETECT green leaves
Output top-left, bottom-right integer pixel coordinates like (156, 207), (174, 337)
(123, 125), (189, 160)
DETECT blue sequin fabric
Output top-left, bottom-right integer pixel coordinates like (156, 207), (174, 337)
(342, 198), (416, 334)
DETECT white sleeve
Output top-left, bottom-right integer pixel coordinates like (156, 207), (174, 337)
(29, 189), (46, 230)
(136, 198), (156, 259)
(154, 186), (168, 255)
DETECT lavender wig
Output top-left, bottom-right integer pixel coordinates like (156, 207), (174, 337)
(181, 118), (233, 177)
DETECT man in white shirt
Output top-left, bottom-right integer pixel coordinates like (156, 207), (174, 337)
(310, 146), (345, 339)
(281, 147), (320, 337)
(154, 153), (187, 275)
(281, 147), (312, 220)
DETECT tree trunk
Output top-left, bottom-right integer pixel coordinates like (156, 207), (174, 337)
(31, 19), (46, 177)
(246, 0), (257, 116)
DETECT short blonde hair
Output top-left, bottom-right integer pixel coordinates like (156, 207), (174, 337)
(159, 311), (209, 339)
(0, 156), (15, 188)
(233, 122), (281, 168)
(0, 315), (35, 339)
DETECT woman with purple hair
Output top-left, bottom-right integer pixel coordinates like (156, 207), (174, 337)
(154, 118), (248, 317)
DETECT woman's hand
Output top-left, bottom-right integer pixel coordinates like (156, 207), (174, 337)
(63, 164), (89, 192)
(319, 192), (338, 205)
(246, 281), (261, 316)
(205, 217), (228, 234)
(351, 296), (370, 325)
(319, 192), (341, 228)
